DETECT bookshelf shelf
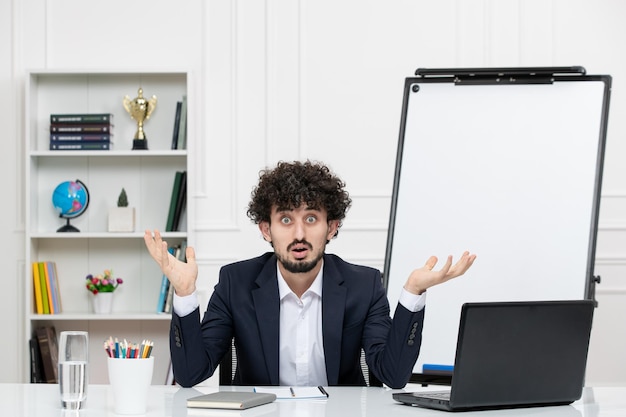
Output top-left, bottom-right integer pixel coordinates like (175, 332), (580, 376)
(30, 150), (188, 157)
(24, 70), (192, 385)
(30, 232), (188, 239)
(29, 313), (172, 321)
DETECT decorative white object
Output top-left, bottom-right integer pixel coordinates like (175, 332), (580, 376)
(92, 292), (114, 314)
(108, 188), (135, 232)
(108, 207), (136, 232)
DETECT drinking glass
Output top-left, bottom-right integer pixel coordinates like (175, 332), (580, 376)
(58, 331), (89, 410)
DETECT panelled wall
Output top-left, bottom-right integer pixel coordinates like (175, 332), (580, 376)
(1, 0), (625, 385)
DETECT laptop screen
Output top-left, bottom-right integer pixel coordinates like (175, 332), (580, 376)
(394, 300), (595, 411)
(451, 300), (594, 408)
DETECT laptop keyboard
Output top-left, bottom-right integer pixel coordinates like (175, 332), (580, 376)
(418, 391), (451, 400)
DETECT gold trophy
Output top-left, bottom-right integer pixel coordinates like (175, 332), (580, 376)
(123, 88), (157, 150)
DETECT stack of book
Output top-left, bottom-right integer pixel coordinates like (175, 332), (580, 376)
(49, 113), (114, 150)
(30, 325), (59, 383)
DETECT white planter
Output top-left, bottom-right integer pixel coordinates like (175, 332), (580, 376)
(92, 292), (114, 314)
(108, 207), (135, 232)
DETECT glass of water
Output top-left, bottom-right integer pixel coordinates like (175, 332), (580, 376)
(58, 331), (88, 410)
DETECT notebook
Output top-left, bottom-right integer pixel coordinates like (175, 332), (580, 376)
(393, 300), (595, 412)
(187, 391), (277, 410)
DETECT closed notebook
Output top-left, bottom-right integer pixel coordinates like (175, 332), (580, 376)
(187, 391), (277, 410)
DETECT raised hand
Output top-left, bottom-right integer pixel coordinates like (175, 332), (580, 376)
(403, 251), (476, 295)
(143, 229), (198, 296)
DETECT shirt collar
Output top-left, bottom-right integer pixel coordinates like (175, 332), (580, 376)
(277, 260), (324, 300)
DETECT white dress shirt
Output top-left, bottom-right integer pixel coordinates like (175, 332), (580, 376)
(276, 263), (327, 386)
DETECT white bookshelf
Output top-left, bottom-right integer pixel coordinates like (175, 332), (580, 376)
(24, 70), (192, 384)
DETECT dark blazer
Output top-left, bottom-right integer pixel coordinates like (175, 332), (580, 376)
(170, 252), (424, 388)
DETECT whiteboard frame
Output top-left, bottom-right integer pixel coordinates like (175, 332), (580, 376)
(382, 67), (611, 382)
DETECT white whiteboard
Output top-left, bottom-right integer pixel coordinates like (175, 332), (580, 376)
(383, 69), (610, 376)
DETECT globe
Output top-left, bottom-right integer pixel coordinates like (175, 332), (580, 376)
(52, 180), (90, 232)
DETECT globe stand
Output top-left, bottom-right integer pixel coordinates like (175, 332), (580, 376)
(57, 218), (80, 233)
(53, 179), (89, 233)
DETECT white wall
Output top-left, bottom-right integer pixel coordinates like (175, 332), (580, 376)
(2, 0), (625, 385)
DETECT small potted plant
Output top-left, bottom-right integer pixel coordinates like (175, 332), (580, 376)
(86, 269), (123, 314)
(108, 188), (135, 232)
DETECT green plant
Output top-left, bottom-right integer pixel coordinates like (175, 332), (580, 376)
(117, 188), (129, 207)
(85, 269), (123, 294)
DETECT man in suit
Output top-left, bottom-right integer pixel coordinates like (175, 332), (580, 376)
(144, 160), (476, 388)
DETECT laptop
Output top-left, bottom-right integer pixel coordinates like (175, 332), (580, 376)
(393, 300), (595, 412)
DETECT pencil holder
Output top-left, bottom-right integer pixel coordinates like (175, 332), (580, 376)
(107, 356), (154, 414)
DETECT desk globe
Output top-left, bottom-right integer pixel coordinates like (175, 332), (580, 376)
(52, 180), (90, 232)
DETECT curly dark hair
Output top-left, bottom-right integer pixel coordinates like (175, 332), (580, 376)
(247, 160), (352, 237)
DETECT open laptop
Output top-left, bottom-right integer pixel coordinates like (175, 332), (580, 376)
(393, 300), (595, 412)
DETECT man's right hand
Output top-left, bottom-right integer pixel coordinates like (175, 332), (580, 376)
(144, 229), (198, 296)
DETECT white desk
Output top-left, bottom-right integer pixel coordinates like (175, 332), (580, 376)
(0, 384), (623, 416)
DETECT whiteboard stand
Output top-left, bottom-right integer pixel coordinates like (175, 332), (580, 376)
(382, 66), (611, 384)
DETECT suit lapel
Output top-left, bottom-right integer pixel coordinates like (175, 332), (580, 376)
(321, 256), (347, 385)
(252, 256), (281, 385)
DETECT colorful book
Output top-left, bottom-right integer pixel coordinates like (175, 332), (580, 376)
(50, 141), (111, 151)
(156, 247), (176, 313)
(38, 262), (50, 314)
(50, 133), (113, 142)
(171, 101), (182, 150)
(32, 262), (43, 314)
(51, 262), (63, 313)
(165, 171), (184, 231)
(163, 275), (175, 314)
(42, 262), (55, 314)
(50, 113), (114, 124)
(45, 261), (61, 314)
(50, 123), (112, 133)
(164, 244), (185, 314)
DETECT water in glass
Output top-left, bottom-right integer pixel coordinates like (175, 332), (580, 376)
(59, 361), (87, 409)
(58, 331), (88, 410)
